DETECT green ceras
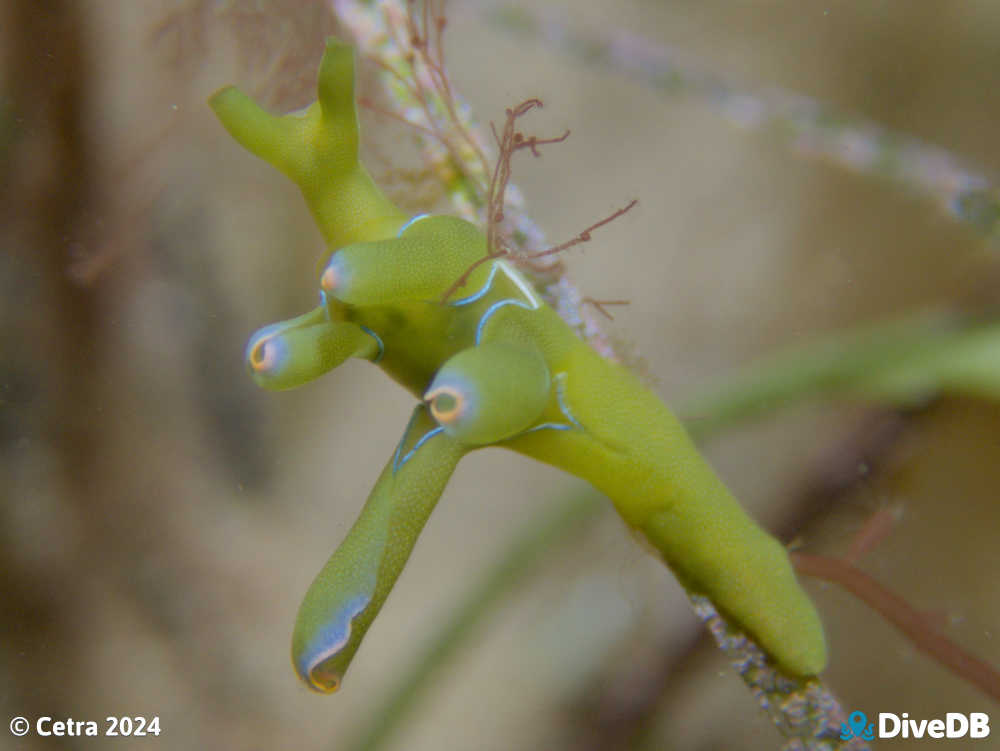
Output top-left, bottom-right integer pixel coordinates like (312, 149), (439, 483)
(211, 38), (827, 694)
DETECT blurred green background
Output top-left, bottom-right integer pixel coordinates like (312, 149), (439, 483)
(1, 1), (998, 749)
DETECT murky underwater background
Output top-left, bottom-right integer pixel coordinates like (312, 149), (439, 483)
(2, 2), (998, 749)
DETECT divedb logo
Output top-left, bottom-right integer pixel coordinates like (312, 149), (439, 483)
(840, 710), (990, 740)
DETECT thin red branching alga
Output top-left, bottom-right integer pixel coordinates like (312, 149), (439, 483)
(441, 98), (637, 302)
(582, 297), (631, 321)
(792, 552), (1000, 702)
(793, 506), (1000, 703)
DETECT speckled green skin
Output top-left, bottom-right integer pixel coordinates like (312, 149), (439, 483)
(211, 39), (826, 693)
